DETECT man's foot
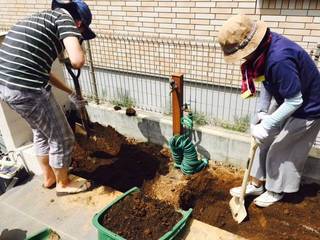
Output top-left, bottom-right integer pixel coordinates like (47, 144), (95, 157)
(42, 178), (56, 189)
(56, 175), (91, 196)
(42, 182), (56, 189)
(230, 183), (264, 198)
(253, 191), (284, 207)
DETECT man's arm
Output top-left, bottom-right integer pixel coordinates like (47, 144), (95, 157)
(49, 72), (73, 94)
(62, 36), (85, 69)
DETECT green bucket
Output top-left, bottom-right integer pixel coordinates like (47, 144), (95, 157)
(92, 187), (192, 240)
(26, 228), (60, 240)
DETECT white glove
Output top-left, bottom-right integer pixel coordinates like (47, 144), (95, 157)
(250, 123), (269, 144)
(257, 112), (268, 121)
(68, 92), (86, 109)
(251, 111), (268, 125)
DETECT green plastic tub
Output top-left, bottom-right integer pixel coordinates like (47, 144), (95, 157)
(26, 228), (60, 240)
(92, 187), (193, 240)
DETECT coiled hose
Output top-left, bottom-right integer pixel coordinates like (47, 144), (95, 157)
(169, 112), (208, 175)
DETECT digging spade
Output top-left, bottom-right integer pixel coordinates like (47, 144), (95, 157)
(65, 63), (124, 157)
(229, 137), (258, 223)
(65, 64), (91, 137)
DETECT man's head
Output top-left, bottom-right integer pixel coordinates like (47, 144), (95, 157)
(218, 15), (267, 64)
(52, 0), (96, 40)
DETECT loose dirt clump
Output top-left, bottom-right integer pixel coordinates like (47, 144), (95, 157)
(125, 107), (136, 116)
(102, 191), (182, 240)
(48, 231), (61, 240)
(59, 186), (121, 211)
(76, 122), (125, 156)
(178, 166), (320, 240)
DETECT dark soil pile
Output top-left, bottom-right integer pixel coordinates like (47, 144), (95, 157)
(102, 191), (182, 240)
(178, 168), (320, 240)
(126, 107), (136, 116)
(76, 122), (125, 156)
(73, 141), (170, 192)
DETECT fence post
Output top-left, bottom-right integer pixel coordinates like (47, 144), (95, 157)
(171, 73), (184, 135)
(315, 44), (320, 62)
(85, 40), (99, 104)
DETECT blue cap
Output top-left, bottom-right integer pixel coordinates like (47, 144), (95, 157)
(52, 0), (96, 40)
(73, 0), (96, 40)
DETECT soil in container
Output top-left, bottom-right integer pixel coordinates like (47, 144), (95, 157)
(102, 191), (182, 240)
(178, 168), (320, 240)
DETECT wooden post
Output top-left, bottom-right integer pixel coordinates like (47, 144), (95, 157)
(171, 73), (184, 136)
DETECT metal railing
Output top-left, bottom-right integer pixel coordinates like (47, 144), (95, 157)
(65, 34), (259, 123)
(63, 34), (320, 147)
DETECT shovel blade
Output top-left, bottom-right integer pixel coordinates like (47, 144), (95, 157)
(229, 196), (247, 224)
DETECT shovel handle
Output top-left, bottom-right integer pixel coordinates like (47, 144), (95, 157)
(65, 65), (82, 96)
(65, 64), (91, 136)
(239, 137), (259, 202)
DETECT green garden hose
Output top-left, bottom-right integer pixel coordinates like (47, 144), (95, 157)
(169, 112), (208, 175)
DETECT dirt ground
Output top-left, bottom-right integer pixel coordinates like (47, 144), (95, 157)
(174, 168), (320, 240)
(102, 191), (182, 240)
(72, 138), (169, 192)
(71, 125), (320, 240)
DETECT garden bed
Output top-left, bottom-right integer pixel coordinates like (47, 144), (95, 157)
(71, 124), (320, 240)
(147, 166), (320, 240)
(71, 126), (169, 192)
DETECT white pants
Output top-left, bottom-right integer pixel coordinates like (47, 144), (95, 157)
(251, 117), (320, 193)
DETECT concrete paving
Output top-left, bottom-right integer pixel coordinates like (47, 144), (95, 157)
(0, 176), (245, 240)
(0, 176), (94, 240)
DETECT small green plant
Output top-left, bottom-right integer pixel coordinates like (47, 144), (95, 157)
(191, 111), (208, 126)
(111, 90), (135, 108)
(217, 115), (250, 133)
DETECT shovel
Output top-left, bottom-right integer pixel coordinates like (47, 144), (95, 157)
(65, 64), (91, 137)
(65, 64), (124, 157)
(229, 137), (258, 223)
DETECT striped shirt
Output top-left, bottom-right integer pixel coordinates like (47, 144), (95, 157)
(0, 9), (81, 91)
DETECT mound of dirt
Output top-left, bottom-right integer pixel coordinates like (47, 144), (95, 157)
(76, 122), (125, 156)
(102, 191), (182, 240)
(178, 167), (320, 240)
(73, 142), (170, 192)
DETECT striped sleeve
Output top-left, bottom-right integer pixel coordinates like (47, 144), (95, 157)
(55, 14), (81, 40)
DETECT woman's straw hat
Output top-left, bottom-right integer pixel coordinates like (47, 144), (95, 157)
(218, 14), (267, 64)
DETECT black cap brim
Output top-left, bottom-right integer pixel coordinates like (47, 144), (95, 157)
(82, 27), (96, 40)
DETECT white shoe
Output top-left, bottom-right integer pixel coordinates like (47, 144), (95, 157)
(229, 183), (264, 198)
(254, 191), (284, 207)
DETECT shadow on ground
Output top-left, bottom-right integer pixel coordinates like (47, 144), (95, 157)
(0, 229), (27, 240)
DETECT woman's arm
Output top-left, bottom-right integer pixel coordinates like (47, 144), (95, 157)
(261, 92), (303, 130)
